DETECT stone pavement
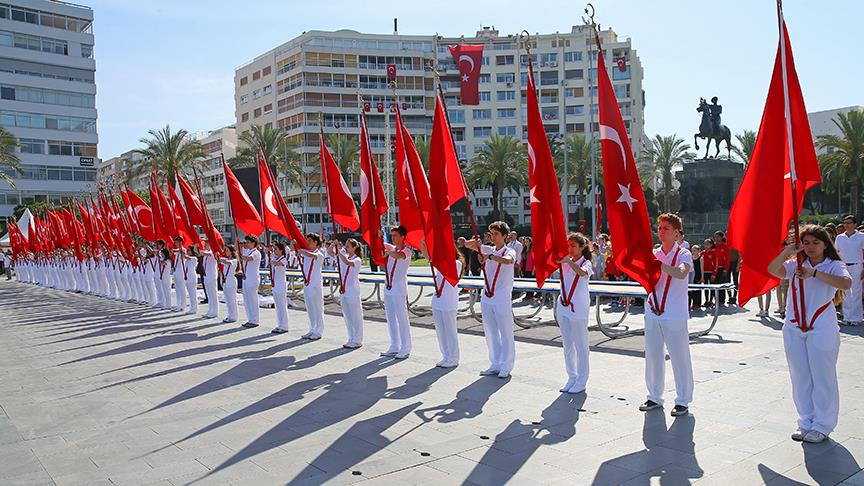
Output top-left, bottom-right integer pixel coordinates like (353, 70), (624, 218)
(0, 279), (863, 486)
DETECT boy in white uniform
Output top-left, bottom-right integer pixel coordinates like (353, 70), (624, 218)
(466, 221), (517, 379)
(171, 237), (187, 312)
(381, 226), (413, 359)
(240, 235), (262, 328)
(835, 215), (864, 326)
(200, 242), (219, 319)
(426, 242), (463, 368)
(639, 213), (695, 417)
(298, 233), (326, 340)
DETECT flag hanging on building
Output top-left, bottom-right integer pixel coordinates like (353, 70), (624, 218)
(359, 110), (388, 266)
(448, 44), (484, 105)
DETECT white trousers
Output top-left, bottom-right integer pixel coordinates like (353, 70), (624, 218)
(841, 263), (862, 322)
(340, 294), (364, 344)
(783, 322), (841, 435)
(274, 284), (289, 330)
(185, 274), (198, 313)
(558, 312), (590, 389)
(161, 273), (172, 309)
(481, 301), (516, 374)
(383, 294), (411, 355)
(242, 277), (260, 323)
(204, 277), (218, 316)
(432, 308), (460, 364)
(143, 271), (157, 306)
(173, 272), (186, 310)
(644, 316), (694, 407)
(153, 272), (165, 307)
(304, 286), (325, 337)
(224, 279), (238, 321)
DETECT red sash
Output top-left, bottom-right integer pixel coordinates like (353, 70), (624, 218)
(789, 273), (831, 332)
(649, 247), (682, 316)
(301, 253), (315, 287)
(339, 256), (352, 295)
(483, 246), (507, 298)
(431, 268), (447, 298)
(385, 249), (402, 291)
(559, 258), (585, 312)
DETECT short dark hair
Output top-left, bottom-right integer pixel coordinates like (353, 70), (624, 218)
(488, 221), (510, 236)
(713, 230), (725, 238)
(842, 214), (857, 223)
(244, 235), (259, 245)
(306, 233), (322, 246)
(657, 213), (683, 232)
(390, 226), (407, 237)
(173, 235), (184, 243)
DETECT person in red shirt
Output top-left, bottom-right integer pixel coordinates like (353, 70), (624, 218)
(713, 230), (731, 306)
(701, 239), (717, 308)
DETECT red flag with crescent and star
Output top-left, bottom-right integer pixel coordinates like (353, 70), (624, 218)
(359, 110), (388, 266)
(525, 58), (568, 288)
(222, 156), (264, 237)
(427, 94), (461, 286)
(596, 36), (660, 293)
(319, 135), (360, 231)
(177, 176), (208, 228)
(256, 154), (309, 249)
(126, 189), (155, 241)
(448, 45), (484, 105)
(394, 107), (430, 250)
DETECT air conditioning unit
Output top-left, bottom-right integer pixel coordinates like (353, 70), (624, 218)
(550, 62), (558, 67)
(506, 82), (513, 88)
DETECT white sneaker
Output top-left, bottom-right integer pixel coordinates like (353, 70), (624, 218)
(394, 353), (409, 360)
(560, 379), (577, 393)
(380, 351), (397, 357)
(791, 428), (808, 441)
(497, 371), (511, 379)
(437, 361), (458, 368)
(802, 430), (827, 443)
(566, 383), (586, 394)
(301, 333), (312, 339)
(479, 368), (499, 376)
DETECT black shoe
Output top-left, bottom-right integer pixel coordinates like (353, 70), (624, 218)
(242, 322), (259, 328)
(271, 328), (288, 334)
(671, 405), (689, 417)
(638, 400), (662, 412)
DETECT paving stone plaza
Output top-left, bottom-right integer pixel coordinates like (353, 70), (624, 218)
(0, 278), (862, 486)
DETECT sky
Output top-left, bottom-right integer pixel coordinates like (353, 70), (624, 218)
(89, 0), (863, 159)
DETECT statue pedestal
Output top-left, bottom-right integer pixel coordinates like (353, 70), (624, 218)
(675, 157), (744, 242)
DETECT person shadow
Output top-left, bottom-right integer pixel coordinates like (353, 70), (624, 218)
(592, 412), (703, 484)
(383, 366), (456, 400)
(462, 393), (588, 484)
(757, 438), (861, 484)
(413, 376), (510, 424)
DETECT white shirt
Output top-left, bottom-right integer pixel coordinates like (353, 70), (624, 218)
(221, 259), (238, 285)
(242, 248), (261, 282)
(480, 244), (517, 306)
(835, 231), (864, 264)
(784, 258), (849, 328)
(647, 242), (693, 321)
(339, 251), (362, 298)
(271, 255), (287, 291)
(432, 260), (463, 311)
(202, 254), (218, 281)
(557, 257), (593, 319)
(383, 243), (412, 297)
(508, 240), (524, 264)
(301, 248), (325, 291)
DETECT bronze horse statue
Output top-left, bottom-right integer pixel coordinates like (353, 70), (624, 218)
(695, 98), (731, 159)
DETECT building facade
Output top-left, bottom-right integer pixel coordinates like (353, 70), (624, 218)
(0, 0), (97, 218)
(193, 125), (236, 230)
(234, 26), (645, 234)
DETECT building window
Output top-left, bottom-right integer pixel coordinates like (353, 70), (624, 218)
(252, 89), (262, 99)
(565, 105), (585, 115)
(449, 110), (465, 123)
(497, 108), (515, 118)
(614, 83), (631, 99)
(19, 138), (44, 154)
(240, 76), (248, 86)
(496, 90), (515, 101)
(81, 44), (93, 59)
(495, 55), (514, 65)
(478, 92), (490, 102)
(262, 66), (271, 76)
(565, 69), (583, 80)
(253, 107), (262, 118)
(241, 112), (249, 122)
(472, 109), (491, 120)
(498, 126), (516, 136)
(564, 51), (582, 62)
(252, 70), (261, 81)
(496, 73), (515, 84)
(478, 74), (490, 84)
(473, 127), (492, 137)
(564, 87), (584, 98)
(240, 94), (249, 104)
(263, 84), (272, 95)
(612, 65), (631, 80)
(263, 103), (272, 114)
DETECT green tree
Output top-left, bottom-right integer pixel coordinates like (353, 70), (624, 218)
(816, 109), (864, 216)
(466, 134), (527, 222)
(640, 134), (694, 212)
(326, 133), (360, 189)
(131, 125), (204, 187)
(731, 130), (757, 167)
(0, 127), (24, 187)
(553, 133), (602, 221)
(413, 135), (431, 170)
(230, 124), (301, 175)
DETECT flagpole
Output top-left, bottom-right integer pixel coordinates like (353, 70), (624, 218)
(318, 117), (345, 291)
(430, 61), (480, 239)
(221, 153), (243, 279)
(584, 3), (598, 237)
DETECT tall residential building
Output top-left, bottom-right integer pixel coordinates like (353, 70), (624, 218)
(0, 0), (97, 219)
(234, 26), (645, 234)
(193, 125), (236, 230)
(96, 149), (144, 190)
(808, 105), (863, 153)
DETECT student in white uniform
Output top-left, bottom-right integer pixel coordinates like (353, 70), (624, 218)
(297, 233), (326, 340)
(158, 248), (173, 309)
(465, 221), (517, 379)
(423, 242), (464, 368)
(220, 245), (239, 323)
(639, 213), (695, 417)
(768, 225), (852, 443)
(270, 242), (290, 334)
(835, 215), (864, 326)
(555, 232), (594, 394)
(200, 242), (219, 319)
(240, 235), (262, 328)
(183, 245), (201, 315)
(171, 237), (187, 312)
(378, 227), (413, 359)
(331, 238), (364, 349)
(151, 240), (167, 307)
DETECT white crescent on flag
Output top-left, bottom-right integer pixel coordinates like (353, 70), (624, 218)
(264, 187), (278, 215)
(599, 124), (628, 169)
(359, 169), (370, 204)
(458, 54), (475, 73)
(527, 142), (540, 203)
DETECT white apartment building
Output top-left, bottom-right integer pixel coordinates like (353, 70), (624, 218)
(234, 26), (645, 234)
(193, 125), (236, 231)
(808, 105), (863, 153)
(97, 149), (144, 190)
(0, 0), (97, 219)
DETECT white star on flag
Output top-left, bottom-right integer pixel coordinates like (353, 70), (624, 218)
(461, 74), (469, 82)
(617, 183), (638, 212)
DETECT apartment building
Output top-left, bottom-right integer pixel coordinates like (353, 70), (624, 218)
(0, 0), (97, 218)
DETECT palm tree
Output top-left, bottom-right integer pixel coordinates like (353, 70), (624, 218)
(413, 135), (431, 170)
(326, 133), (360, 190)
(132, 125), (204, 187)
(230, 124), (301, 175)
(731, 130), (757, 167)
(640, 134), (694, 212)
(466, 134), (527, 222)
(0, 127), (23, 188)
(553, 134), (602, 221)
(816, 109), (864, 216)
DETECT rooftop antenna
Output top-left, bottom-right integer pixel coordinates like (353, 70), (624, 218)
(393, 18), (398, 35)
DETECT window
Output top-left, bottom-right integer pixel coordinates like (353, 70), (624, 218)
(540, 71), (558, 86)
(498, 126), (516, 136)
(614, 84), (631, 99)
(565, 105), (585, 115)
(0, 4), (91, 32)
(540, 53), (557, 64)
(497, 108), (515, 118)
(564, 51), (582, 62)
(479, 92), (491, 102)
(240, 94), (249, 104)
(565, 69), (583, 80)
(449, 110), (465, 123)
(541, 107), (558, 120)
(0, 111), (95, 132)
(564, 87), (584, 98)
(239, 76), (248, 86)
(253, 107), (262, 118)
(47, 140), (97, 156)
(496, 90), (515, 101)
(473, 127), (492, 137)
(263, 85), (272, 95)
(252, 70), (261, 81)
(495, 55), (514, 65)
(262, 66), (271, 76)
(613, 65), (631, 80)
(241, 112), (249, 122)
(19, 138), (44, 154)
(252, 89), (261, 99)
(0, 86), (13, 100)
(496, 73), (515, 84)
(481, 56), (490, 65)
(478, 74), (490, 84)
(263, 103), (272, 114)
(80, 44), (93, 59)
(472, 109), (491, 120)
(0, 83), (95, 108)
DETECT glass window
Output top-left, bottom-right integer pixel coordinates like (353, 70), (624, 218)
(81, 44), (93, 59)
(472, 109), (491, 120)
(496, 73), (515, 84)
(473, 127), (492, 137)
(496, 91), (515, 101)
(449, 110), (465, 123)
(564, 51), (583, 62)
(612, 65), (631, 80)
(478, 74), (490, 84)
(565, 105), (585, 115)
(497, 108), (515, 118)
(479, 92), (490, 102)
(19, 138), (44, 154)
(498, 126), (516, 136)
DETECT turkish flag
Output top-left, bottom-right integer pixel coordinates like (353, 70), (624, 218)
(319, 135), (360, 231)
(377, 102), (384, 113)
(727, 15), (820, 306)
(119, 189), (139, 234)
(222, 156), (264, 237)
(127, 189), (155, 241)
(168, 184), (201, 246)
(596, 40), (660, 293)
(449, 44), (484, 105)
(525, 59), (568, 288)
(177, 176), (207, 227)
(394, 107), (431, 250)
(616, 56), (627, 72)
(359, 111), (388, 266)
(257, 154), (309, 249)
(427, 94), (461, 286)
(78, 203), (95, 245)
(363, 101), (371, 112)
(387, 63), (396, 79)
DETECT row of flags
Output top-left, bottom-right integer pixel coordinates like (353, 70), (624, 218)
(7, 4), (820, 315)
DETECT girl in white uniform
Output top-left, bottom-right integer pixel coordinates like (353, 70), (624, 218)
(331, 239), (364, 349)
(382, 227), (414, 359)
(240, 235), (262, 328)
(220, 245), (239, 323)
(270, 242), (290, 334)
(183, 245), (200, 315)
(768, 225), (852, 444)
(171, 237), (187, 312)
(421, 241), (464, 368)
(159, 248), (173, 309)
(201, 244), (219, 319)
(555, 232), (594, 394)
(298, 233), (326, 340)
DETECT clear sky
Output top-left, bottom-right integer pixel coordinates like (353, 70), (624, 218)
(90, 0), (862, 159)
